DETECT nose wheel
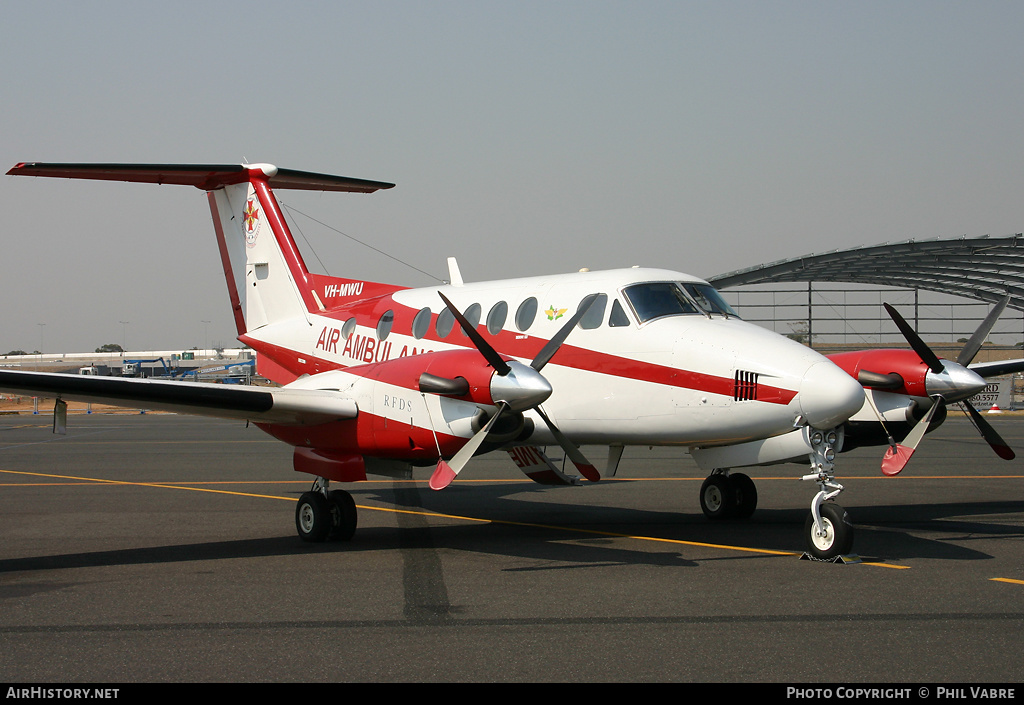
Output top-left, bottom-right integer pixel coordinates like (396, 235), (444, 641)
(804, 503), (854, 560)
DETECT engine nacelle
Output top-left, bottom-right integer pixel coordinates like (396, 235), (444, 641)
(828, 349), (929, 397)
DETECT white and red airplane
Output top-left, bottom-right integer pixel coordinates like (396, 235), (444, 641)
(1, 162), (1016, 560)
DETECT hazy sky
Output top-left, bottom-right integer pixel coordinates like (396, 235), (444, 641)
(2, 1), (1022, 353)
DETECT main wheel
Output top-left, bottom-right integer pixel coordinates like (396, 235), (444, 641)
(700, 474), (735, 519)
(327, 489), (357, 541)
(729, 472), (758, 519)
(804, 503), (855, 559)
(296, 491), (331, 542)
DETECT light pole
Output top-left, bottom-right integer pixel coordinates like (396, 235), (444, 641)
(119, 321), (129, 355)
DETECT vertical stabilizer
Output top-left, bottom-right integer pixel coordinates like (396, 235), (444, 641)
(209, 178), (313, 334)
(7, 161), (396, 341)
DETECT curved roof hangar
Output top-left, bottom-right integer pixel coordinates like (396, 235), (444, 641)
(706, 235), (1024, 310)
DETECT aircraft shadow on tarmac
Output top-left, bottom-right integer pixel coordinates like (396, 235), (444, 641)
(371, 480), (1024, 563)
(838, 499), (1024, 560)
(2, 481), (1021, 576)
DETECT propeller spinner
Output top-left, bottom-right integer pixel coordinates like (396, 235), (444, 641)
(429, 292), (602, 489)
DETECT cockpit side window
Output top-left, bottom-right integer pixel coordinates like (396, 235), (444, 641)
(623, 283), (698, 323)
(609, 299), (631, 327)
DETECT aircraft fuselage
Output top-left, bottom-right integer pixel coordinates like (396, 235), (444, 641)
(250, 267), (864, 462)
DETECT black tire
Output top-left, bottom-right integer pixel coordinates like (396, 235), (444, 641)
(700, 474), (735, 520)
(295, 491), (331, 542)
(729, 472), (758, 519)
(327, 489), (357, 541)
(804, 503), (855, 559)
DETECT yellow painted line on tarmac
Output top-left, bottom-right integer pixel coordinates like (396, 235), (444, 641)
(0, 439), (280, 445)
(990, 578), (1024, 586)
(1, 468), (803, 558)
(0, 468), (295, 502)
(0, 468), (923, 565)
(603, 475), (1024, 481)
(837, 475), (1024, 480)
(358, 503), (802, 556)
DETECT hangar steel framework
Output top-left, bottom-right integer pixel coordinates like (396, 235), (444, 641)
(706, 235), (1024, 349)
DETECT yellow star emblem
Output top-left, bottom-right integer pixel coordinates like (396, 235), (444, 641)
(545, 305), (567, 321)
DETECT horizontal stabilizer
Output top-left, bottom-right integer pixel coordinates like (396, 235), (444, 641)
(7, 162), (394, 193)
(0, 370), (357, 426)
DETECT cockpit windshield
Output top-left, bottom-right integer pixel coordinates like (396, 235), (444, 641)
(680, 283), (738, 318)
(623, 282), (739, 323)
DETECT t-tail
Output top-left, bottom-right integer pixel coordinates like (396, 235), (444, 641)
(7, 162), (399, 378)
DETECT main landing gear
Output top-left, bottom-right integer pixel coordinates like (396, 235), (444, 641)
(296, 477), (357, 543)
(699, 471), (758, 520)
(699, 427), (855, 561)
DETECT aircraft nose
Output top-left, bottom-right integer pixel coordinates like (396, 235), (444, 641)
(798, 360), (865, 429)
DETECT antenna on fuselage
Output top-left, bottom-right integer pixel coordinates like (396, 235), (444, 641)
(447, 257), (464, 287)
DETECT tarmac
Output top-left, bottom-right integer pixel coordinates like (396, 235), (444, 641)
(1, 411), (1022, 683)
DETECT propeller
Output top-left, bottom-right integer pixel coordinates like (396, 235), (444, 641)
(879, 296), (1014, 475)
(429, 292), (602, 489)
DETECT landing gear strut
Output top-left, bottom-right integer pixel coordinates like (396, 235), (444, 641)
(800, 428), (855, 560)
(699, 471), (758, 520)
(296, 478), (357, 543)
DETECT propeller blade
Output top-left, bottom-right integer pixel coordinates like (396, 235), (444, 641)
(429, 459), (458, 491)
(957, 295), (1010, 366)
(429, 402), (510, 490)
(431, 293), (600, 486)
(531, 293), (600, 372)
(881, 400), (942, 476)
(884, 303), (945, 374)
(535, 406), (600, 482)
(438, 292), (511, 376)
(961, 399), (1016, 460)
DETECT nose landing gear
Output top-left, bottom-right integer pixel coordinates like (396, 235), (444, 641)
(801, 428), (855, 561)
(697, 426), (856, 561)
(804, 502), (854, 560)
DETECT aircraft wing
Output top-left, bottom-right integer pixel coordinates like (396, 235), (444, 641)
(969, 359), (1024, 378)
(0, 370), (357, 426)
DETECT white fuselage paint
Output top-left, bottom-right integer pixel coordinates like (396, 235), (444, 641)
(248, 267), (862, 450)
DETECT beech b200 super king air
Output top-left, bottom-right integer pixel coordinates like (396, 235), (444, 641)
(4, 162), (1013, 561)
